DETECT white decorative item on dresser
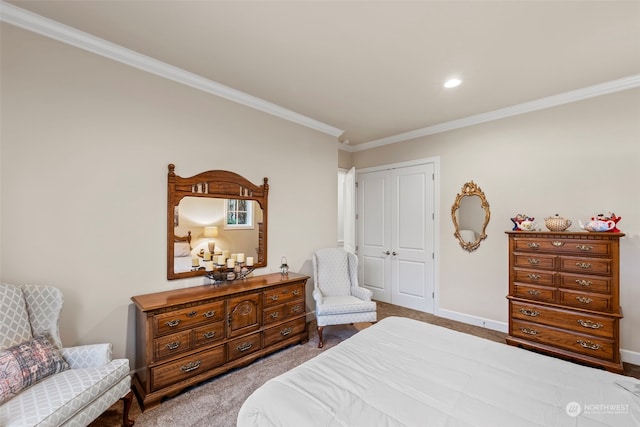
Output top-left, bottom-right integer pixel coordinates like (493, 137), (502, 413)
(131, 272), (308, 411)
(506, 231), (625, 373)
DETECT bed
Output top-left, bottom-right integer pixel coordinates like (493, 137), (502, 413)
(237, 316), (640, 427)
(174, 232), (201, 273)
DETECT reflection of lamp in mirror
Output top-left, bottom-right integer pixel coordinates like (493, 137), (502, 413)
(204, 226), (218, 254)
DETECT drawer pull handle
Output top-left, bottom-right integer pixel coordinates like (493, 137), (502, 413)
(165, 319), (181, 327)
(527, 258), (540, 265)
(519, 308), (540, 317)
(527, 289), (541, 296)
(270, 312), (280, 319)
(293, 289), (300, 296)
(551, 241), (563, 247)
(575, 279), (592, 287)
(520, 327), (539, 336)
(576, 296), (593, 304)
(237, 342), (253, 352)
(576, 245), (593, 251)
(280, 327), (293, 337)
(180, 360), (201, 373)
(203, 310), (216, 318)
(165, 341), (181, 350)
(577, 340), (601, 351)
(526, 242), (540, 249)
(527, 273), (541, 280)
(291, 305), (302, 313)
(187, 311), (198, 317)
(202, 331), (216, 339)
(577, 320), (603, 329)
(576, 262), (592, 269)
(270, 295), (279, 301)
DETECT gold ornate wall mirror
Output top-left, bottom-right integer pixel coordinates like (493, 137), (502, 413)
(167, 164), (269, 280)
(451, 181), (490, 252)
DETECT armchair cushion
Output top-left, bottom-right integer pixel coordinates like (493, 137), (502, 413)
(0, 334), (69, 404)
(315, 295), (377, 316)
(0, 283), (32, 350)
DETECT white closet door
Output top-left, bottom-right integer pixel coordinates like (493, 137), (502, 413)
(357, 162), (435, 313)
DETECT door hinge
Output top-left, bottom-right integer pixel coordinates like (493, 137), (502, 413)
(355, 181), (358, 188)
(432, 252), (434, 259)
(432, 291), (435, 298)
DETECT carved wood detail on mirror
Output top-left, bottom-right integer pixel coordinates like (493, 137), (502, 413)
(451, 181), (490, 252)
(167, 164), (269, 280)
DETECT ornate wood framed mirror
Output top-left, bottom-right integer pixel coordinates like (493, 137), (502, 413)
(167, 164), (269, 280)
(451, 181), (490, 252)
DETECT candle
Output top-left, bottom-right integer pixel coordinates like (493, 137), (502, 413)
(222, 250), (230, 260)
(204, 251), (212, 261)
(205, 261), (214, 272)
(246, 257), (254, 267)
(227, 259), (236, 269)
(191, 257), (199, 267)
(217, 255), (225, 265)
(237, 253), (245, 263)
(231, 253), (238, 261)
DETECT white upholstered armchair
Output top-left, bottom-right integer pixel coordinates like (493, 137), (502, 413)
(312, 248), (377, 348)
(0, 283), (134, 427)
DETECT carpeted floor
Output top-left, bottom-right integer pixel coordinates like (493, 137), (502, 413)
(90, 301), (640, 426)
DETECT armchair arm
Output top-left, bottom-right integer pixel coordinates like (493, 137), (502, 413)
(61, 343), (112, 369)
(351, 286), (373, 301)
(312, 288), (324, 305)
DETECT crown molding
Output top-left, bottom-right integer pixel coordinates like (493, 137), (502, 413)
(346, 74), (640, 152)
(0, 1), (344, 138)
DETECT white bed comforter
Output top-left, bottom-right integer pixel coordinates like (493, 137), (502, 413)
(237, 316), (640, 427)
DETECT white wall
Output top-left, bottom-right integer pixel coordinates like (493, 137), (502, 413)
(0, 24), (338, 365)
(351, 88), (640, 360)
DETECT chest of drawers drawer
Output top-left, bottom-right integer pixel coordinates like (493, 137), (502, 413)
(513, 253), (556, 270)
(560, 256), (611, 275)
(263, 283), (304, 307)
(153, 300), (225, 336)
(513, 238), (611, 256)
(264, 317), (306, 347)
(154, 330), (192, 360)
(510, 301), (616, 338)
(511, 319), (615, 361)
(559, 290), (612, 312)
(559, 273), (611, 294)
(227, 332), (262, 362)
(513, 284), (555, 303)
(151, 345), (226, 391)
(193, 322), (225, 348)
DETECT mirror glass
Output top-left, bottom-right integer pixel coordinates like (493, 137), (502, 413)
(451, 181), (490, 251)
(167, 164), (268, 280)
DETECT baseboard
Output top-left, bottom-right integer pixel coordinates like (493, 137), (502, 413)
(436, 308), (640, 366)
(435, 308), (508, 333)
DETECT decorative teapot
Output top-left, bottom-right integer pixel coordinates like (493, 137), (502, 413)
(511, 214), (535, 231)
(516, 220), (537, 231)
(579, 212), (621, 232)
(544, 214), (572, 232)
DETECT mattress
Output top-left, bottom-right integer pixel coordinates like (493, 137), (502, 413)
(237, 316), (640, 427)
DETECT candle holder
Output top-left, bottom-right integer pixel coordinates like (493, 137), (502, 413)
(205, 260), (254, 284)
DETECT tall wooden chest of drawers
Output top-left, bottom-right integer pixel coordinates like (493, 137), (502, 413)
(131, 273), (308, 410)
(506, 231), (624, 373)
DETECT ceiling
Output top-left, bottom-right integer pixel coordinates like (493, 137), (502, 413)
(3, 1), (640, 149)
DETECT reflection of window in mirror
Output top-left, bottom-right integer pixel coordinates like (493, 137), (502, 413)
(225, 199), (254, 229)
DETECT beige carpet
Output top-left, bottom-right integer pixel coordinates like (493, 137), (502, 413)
(90, 301), (639, 426)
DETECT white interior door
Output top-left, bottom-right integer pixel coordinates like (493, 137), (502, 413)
(357, 162), (435, 313)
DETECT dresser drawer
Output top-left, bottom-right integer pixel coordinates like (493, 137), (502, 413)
(513, 269), (554, 286)
(284, 299), (305, 317)
(560, 257), (611, 275)
(264, 317), (306, 347)
(513, 253), (556, 270)
(559, 290), (613, 312)
(510, 301), (615, 338)
(559, 273), (611, 294)
(263, 305), (285, 325)
(151, 345), (226, 391)
(227, 332), (262, 362)
(193, 322), (225, 348)
(513, 284), (555, 303)
(154, 301), (225, 336)
(511, 319), (615, 361)
(263, 283), (305, 308)
(154, 330), (192, 360)
(513, 238), (611, 256)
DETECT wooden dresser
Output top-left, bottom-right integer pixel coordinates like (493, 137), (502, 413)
(131, 272), (308, 410)
(506, 231), (624, 373)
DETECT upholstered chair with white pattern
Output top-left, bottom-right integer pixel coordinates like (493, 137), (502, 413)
(312, 248), (377, 348)
(0, 283), (134, 427)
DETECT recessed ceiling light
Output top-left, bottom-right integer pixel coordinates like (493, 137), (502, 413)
(444, 78), (462, 88)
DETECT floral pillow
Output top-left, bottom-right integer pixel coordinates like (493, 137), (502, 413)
(0, 334), (70, 404)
